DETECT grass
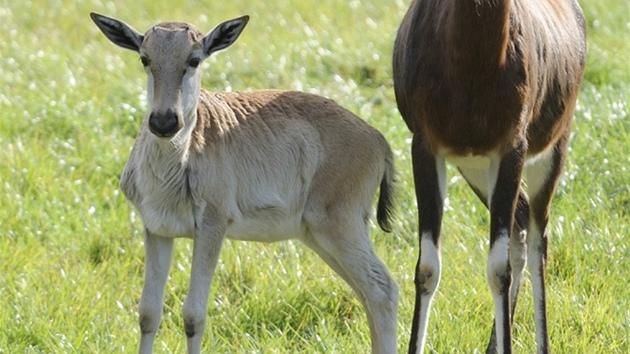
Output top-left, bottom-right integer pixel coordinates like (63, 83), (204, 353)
(1, 0), (628, 352)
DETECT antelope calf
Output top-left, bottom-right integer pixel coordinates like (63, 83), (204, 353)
(90, 12), (398, 354)
(392, 0), (586, 353)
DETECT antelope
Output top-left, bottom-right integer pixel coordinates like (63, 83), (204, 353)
(90, 12), (399, 354)
(392, 0), (586, 353)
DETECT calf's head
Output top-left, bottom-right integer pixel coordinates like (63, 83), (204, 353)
(90, 12), (249, 139)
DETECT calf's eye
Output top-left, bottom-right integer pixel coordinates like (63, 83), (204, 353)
(189, 58), (201, 68)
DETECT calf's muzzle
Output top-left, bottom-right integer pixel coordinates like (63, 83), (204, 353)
(148, 109), (182, 137)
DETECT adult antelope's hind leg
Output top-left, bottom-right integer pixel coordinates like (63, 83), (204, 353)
(183, 218), (227, 354)
(301, 214), (399, 354)
(408, 136), (446, 354)
(486, 141), (527, 354)
(524, 134), (569, 354)
(139, 230), (174, 354)
(458, 167), (530, 354)
(486, 217), (528, 354)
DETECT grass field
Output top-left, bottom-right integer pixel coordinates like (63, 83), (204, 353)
(1, 0), (629, 352)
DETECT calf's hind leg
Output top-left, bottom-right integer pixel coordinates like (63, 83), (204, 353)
(300, 213), (399, 354)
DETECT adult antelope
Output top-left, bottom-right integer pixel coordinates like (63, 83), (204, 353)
(392, 0), (585, 353)
(90, 12), (399, 354)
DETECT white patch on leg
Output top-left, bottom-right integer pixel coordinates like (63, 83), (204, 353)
(525, 148), (553, 197)
(487, 231), (510, 289)
(415, 235), (442, 354)
(419, 235), (441, 293)
(487, 233), (510, 354)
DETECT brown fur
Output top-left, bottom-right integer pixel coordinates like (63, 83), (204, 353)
(394, 0), (586, 157)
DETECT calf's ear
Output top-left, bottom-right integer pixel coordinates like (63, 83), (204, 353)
(202, 15), (249, 57)
(90, 12), (144, 52)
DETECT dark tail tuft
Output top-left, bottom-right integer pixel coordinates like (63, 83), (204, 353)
(376, 154), (396, 233)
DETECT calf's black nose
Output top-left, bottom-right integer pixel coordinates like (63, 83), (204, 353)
(148, 109), (180, 137)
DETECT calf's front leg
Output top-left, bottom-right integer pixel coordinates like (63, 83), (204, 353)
(139, 230), (174, 354)
(183, 216), (227, 354)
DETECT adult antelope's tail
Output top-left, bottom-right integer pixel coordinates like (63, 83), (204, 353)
(376, 154), (396, 233)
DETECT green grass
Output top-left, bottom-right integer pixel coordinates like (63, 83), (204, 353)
(1, 0), (629, 352)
